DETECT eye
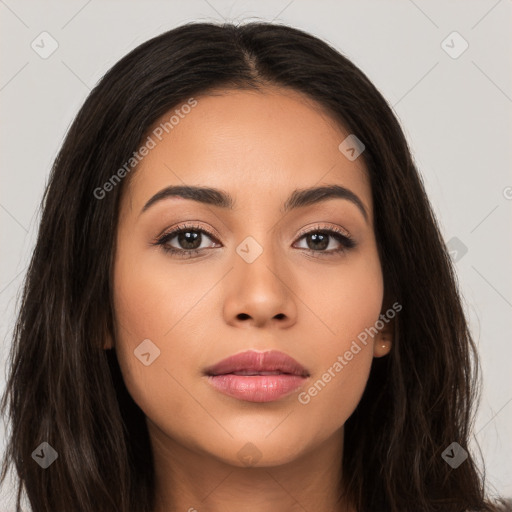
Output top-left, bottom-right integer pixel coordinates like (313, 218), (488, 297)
(152, 223), (356, 259)
(153, 223), (221, 258)
(294, 225), (356, 257)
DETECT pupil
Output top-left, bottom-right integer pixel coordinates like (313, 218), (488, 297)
(308, 233), (328, 250)
(178, 231), (200, 249)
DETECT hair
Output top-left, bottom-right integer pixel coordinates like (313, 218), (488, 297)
(1, 20), (509, 512)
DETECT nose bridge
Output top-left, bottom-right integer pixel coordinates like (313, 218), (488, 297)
(234, 229), (285, 294)
(223, 227), (296, 326)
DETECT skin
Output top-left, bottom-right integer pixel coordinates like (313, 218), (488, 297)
(108, 87), (393, 512)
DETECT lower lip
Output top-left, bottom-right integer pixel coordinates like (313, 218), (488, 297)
(206, 374), (307, 402)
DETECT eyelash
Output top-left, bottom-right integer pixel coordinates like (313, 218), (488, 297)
(152, 223), (356, 259)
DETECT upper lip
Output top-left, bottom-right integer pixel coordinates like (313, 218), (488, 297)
(204, 349), (310, 377)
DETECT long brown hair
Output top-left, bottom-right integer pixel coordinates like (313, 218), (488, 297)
(1, 21), (509, 512)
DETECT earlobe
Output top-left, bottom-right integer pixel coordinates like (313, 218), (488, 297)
(373, 340), (392, 358)
(373, 316), (394, 358)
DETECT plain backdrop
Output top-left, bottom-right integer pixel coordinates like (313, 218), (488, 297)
(1, 0), (511, 509)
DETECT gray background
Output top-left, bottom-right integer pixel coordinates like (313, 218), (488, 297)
(1, 0), (511, 509)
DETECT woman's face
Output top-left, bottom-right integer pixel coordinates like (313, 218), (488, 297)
(111, 87), (390, 468)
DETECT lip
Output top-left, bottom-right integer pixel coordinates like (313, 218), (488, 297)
(204, 349), (309, 403)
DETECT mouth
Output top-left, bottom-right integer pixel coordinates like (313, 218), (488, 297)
(220, 370), (297, 376)
(204, 350), (310, 403)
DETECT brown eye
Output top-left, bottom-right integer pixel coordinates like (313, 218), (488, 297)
(154, 224), (221, 258)
(294, 227), (356, 256)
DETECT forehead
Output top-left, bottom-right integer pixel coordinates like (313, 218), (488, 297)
(123, 87), (371, 219)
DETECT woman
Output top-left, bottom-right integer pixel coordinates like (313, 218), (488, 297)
(1, 21), (509, 512)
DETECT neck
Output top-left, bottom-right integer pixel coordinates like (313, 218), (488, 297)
(149, 420), (353, 512)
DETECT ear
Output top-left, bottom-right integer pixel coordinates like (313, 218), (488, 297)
(373, 312), (394, 358)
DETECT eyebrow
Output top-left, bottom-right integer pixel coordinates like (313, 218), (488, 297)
(140, 184), (368, 222)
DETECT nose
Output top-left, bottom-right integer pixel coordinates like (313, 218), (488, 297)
(222, 241), (298, 329)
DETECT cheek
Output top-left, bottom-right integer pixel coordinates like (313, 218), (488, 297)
(113, 253), (181, 337)
(111, 242), (179, 414)
(113, 236), (217, 344)
(112, 242), (219, 430)
(298, 247), (384, 346)
(293, 343), (373, 456)
(293, 250), (383, 423)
